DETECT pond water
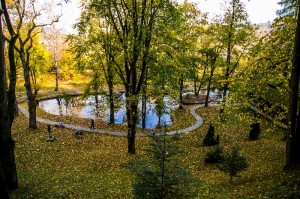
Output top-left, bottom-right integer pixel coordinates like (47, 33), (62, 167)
(38, 93), (178, 129)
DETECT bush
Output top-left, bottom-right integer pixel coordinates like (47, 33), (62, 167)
(203, 124), (219, 146)
(218, 146), (248, 183)
(205, 145), (224, 164)
(249, 123), (260, 140)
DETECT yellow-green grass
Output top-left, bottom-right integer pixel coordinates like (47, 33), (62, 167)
(16, 72), (91, 93)
(10, 105), (300, 198)
(178, 106), (299, 198)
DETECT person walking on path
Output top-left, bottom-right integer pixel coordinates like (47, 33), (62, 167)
(90, 119), (95, 129)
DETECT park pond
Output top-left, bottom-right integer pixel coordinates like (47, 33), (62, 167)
(38, 89), (223, 129)
(38, 93), (178, 129)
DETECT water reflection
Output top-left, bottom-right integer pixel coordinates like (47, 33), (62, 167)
(38, 93), (177, 129)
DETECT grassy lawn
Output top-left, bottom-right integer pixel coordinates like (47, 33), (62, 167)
(16, 72), (91, 93)
(10, 102), (300, 198)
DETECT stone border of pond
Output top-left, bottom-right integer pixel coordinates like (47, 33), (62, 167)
(18, 104), (221, 137)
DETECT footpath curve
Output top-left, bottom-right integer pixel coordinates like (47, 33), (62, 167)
(18, 104), (211, 137)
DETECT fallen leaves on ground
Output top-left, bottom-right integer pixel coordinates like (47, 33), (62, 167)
(10, 104), (299, 198)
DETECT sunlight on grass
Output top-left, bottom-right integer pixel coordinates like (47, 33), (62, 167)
(10, 104), (299, 198)
(16, 72), (91, 93)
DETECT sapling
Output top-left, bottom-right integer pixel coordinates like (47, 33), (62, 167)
(205, 145), (224, 164)
(218, 146), (248, 183)
(126, 131), (198, 198)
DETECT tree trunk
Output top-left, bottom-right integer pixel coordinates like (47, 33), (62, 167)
(205, 69), (214, 107)
(141, 85), (147, 129)
(222, 81), (229, 101)
(142, 71), (149, 128)
(179, 75), (184, 109)
(194, 76), (197, 96)
(220, 74), (229, 115)
(221, 1), (235, 112)
(0, 161), (9, 198)
(23, 60), (37, 129)
(286, 2), (300, 169)
(27, 94), (37, 129)
(0, 132), (18, 191)
(108, 80), (114, 124)
(105, 57), (115, 124)
(7, 35), (18, 121)
(57, 98), (63, 115)
(205, 58), (217, 107)
(0, 14), (18, 191)
(141, 97), (147, 129)
(54, 66), (58, 91)
(196, 65), (207, 96)
(95, 94), (99, 106)
(126, 93), (138, 154)
(6, 37), (18, 192)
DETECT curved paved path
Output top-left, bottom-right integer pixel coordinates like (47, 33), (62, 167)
(18, 104), (214, 137)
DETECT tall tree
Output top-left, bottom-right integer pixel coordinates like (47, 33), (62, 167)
(29, 36), (52, 92)
(0, 8), (9, 195)
(42, 25), (65, 91)
(199, 48), (218, 107)
(284, 0), (300, 169)
(200, 23), (224, 106)
(233, 18), (291, 125)
(7, 0), (61, 129)
(69, 10), (119, 124)
(87, 17), (118, 125)
(91, 0), (175, 154)
(149, 1), (204, 108)
(216, 0), (255, 103)
(167, 1), (203, 108)
(0, 0), (18, 191)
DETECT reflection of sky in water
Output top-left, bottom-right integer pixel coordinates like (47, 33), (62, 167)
(39, 94), (176, 129)
(105, 108), (126, 124)
(183, 89), (224, 102)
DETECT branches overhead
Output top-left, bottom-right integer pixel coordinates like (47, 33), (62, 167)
(2, 0), (63, 49)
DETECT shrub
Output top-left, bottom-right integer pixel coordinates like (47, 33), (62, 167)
(203, 124), (219, 146)
(205, 145), (224, 164)
(218, 146), (248, 183)
(249, 123), (260, 140)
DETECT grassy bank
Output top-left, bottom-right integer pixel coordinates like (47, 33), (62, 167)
(10, 105), (300, 198)
(16, 72), (91, 93)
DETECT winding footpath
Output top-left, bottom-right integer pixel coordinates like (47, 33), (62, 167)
(18, 104), (214, 137)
